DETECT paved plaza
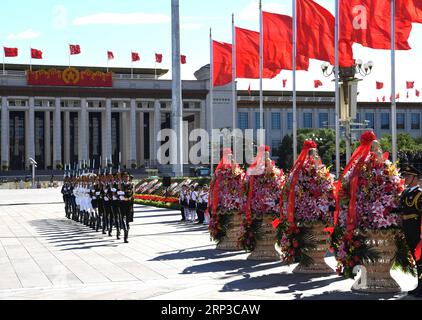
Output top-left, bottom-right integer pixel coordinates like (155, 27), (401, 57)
(0, 188), (419, 300)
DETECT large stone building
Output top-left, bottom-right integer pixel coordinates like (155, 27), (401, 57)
(1, 63), (421, 172)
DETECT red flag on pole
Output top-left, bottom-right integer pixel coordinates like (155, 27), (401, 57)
(297, 0), (354, 67)
(212, 40), (232, 87)
(155, 53), (163, 63)
(416, 89), (420, 97)
(31, 48), (43, 59)
(107, 51), (114, 60)
(407, 81), (415, 89)
(314, 80), (323, 88)
(376, 82), (384, 90)
(4, 47), (18, 57)
(132, 52), (140, 62)
(398, 0), (422, 24)
(181, 55), (187, 64)
(236, 27), (280, 79)
(377, 97), (380, 103)
(248, 83), (251, 96)
(283, 79), (287, 88)
(263, 11), (309, 71)
(69, 44), (81, 55)
(340, 0), (412, 50)
(396, 93), (400, 100)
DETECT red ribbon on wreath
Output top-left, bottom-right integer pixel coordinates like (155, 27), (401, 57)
(245, 145), (270, 224)
(415, 222), (422, 262)
(333, 131), (377, 234)
(286, 140), (318, 227)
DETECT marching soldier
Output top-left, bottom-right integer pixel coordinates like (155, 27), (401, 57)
(119, 171), (134, 243)
(110, 172), (122, 240)
(399, 164), (422, 298)
(61, 176), (72, 219)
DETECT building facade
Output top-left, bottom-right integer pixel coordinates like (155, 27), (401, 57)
(1, 63), (421, 172)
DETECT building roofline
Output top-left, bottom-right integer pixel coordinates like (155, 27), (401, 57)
(2, 63), (169, 77)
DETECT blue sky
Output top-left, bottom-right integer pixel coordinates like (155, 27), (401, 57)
(1, 0), (422, 102)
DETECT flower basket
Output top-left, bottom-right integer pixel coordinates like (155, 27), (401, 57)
(292, 222), (333, 274)
(247, 214), (279, 261)
(351, 229), (401, 294)
(216, 211), (243, 251)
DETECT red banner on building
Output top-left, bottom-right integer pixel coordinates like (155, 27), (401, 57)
(27, 68), (113, 87)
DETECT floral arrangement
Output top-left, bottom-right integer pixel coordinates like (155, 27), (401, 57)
(239, 146), (285, 251)
(276, 141), (334, 265)
(329, 132), (408, 278)
(209, 149), (246, 244)
(134, 194), (179, 204)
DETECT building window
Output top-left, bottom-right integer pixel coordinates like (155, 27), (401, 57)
(319, 113), (328, 128)
(112, 102), (119, 108)
(397, 113), (405, 130)
(148, 102), (154, 109)
(271, 140), (281, 156)
(365, 113), (375, 129)
(411, 113), (421, 130)
(239, 112), (249, 130)
(303, 113), (313, 129)
(287, 112), (293, 130)
(381, 113), (390, 130)
(161, 102), (167, 109)
(271, 113), (281, 130)
(255, 112), (265, 129)
(356, 113), (361, 123)
(88, 102), (94, 108)
(183, 102), (189, 109)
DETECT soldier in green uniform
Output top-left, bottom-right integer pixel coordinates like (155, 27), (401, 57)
(399, 164), (422, 297)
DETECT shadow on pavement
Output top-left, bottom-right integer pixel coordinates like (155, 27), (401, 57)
(151, 248), (245, 262)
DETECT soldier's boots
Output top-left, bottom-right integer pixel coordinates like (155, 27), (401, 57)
(124, 231), (129, 244)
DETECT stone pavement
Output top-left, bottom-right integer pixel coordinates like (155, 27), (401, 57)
(0, 189), (420, 300)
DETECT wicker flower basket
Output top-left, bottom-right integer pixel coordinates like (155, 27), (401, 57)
(351, 229), (401, 294)
(293, 222), (334, 274)
(216, 211), (243, 251)
(247, 214), (279, 261)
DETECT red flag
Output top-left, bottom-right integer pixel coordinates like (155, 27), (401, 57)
(181, 55), (187, 64)
(263, 11), (309, 71)
(236, 27), (280, 79)
(212, 40), (232, 87)
(396, 93), (400, 100)
(340, 0), (412, 50)
(382, 96), (386, 102)
(377, 97), (380, 103)
(248, 83), (251, 96)
(69, 44), (81, 55)
(31, 48), (43, 59)
(4, 47), (18, 57)
(416, 89), (420, 97)
(155, 53), (163, 63)
(132, 52), (140, 62)
(297, 0), (354, 67)
(283, 79), (287, 88)
(398, 0), (422, 24)
(107, 51), (114, 60)
(407, 81), (415, 89)
(376, 82), (384, 90)
(314, 80), (323, 88)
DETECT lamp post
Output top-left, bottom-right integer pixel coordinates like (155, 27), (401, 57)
(321, 60), (373, 162)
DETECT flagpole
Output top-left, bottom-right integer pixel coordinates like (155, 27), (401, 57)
(292, 0), (298, 161)
(334, 0), (341, 177)
(2, 47), (5, 75)
(155, 58), (157, 80)
(259, 0), (264, 147)
(29, 46), (32, 71)
(391, 0), (397, 163)
(107, 57), (109, 73)
(131, 59), (133, 79)
(210, 28), (215, 175)
(232, 14), (237, 135)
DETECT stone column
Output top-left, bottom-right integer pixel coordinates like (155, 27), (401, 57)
(63, 111), (70, 165)
(53, 97), (62, 168)
(26, 97), (35, 169)
(78, 98), (88, 164)
(153, 100), (161, 164)
(138, 111), (145, 165)
(129, 99), (137, 168)
(44, 111), (51, 169)
(103, 99), (112, 167)
(200, 100), (206, 131)
(1, 97), (9, 170)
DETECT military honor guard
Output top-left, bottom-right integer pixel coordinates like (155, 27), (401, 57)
(399, 164), (422, 297)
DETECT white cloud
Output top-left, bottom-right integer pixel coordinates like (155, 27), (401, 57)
(238, 0), (288, 21)
(73, 12), (170, 26)
(52, 5), (68, 29)
(7, 29), (41, 40)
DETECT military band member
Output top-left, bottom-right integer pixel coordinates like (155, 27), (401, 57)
(399, 164), (422, 298)
(179, 186), (186, 222)
(196, 186), (207, 225)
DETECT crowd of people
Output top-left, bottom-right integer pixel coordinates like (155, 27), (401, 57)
(61, 171), (135, 243)
(179, 185), (209, 225)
